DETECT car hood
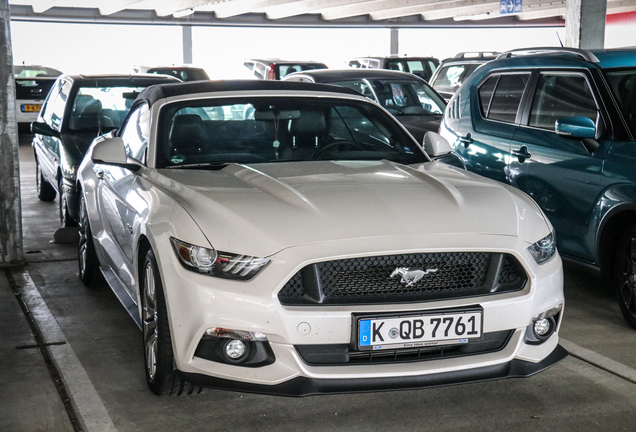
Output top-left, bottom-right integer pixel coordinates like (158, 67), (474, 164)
(60, 131), (101, 165)
(150, 160), (549, 257)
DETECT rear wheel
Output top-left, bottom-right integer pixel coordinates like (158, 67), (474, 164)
(78, 194), (100, 286)
(36, 160), (56, 202)
(59, 178), (76, 228)
(615, 224), (636, 330)
(141, 249), (177, 395)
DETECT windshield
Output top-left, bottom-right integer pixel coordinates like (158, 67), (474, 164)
(148, 68), (209, 81)
(156, 97), (428, 168)
(68, 86), (146, 133)
(603, 68), (636, 137)
(14, 65), (62, 78)
(330, 79), (445, 116)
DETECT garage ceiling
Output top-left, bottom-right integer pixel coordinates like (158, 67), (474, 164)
(8, 0), (636, 27)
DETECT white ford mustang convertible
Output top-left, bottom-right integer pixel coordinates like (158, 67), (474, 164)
(77, 80), (566, 396)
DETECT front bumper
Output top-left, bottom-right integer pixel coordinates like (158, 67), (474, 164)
(154, 233), (564, 391)
(179, 344), (567, 396)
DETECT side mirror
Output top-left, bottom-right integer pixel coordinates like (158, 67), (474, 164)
(423, 132), (452, 158)
(90, 137), (141, 172)
(555, 116), (596, 139)
(31, 121), (60, 138)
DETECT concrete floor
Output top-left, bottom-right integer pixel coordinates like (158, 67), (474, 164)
(3, 135), (636, 431)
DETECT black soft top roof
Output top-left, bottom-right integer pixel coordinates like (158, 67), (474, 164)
(137, 79), (361, 105)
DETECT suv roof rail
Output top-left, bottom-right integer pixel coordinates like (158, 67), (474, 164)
(453, 51), (500, 59)
(497, 47), (599, 63)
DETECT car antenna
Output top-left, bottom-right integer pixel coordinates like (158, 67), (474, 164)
(556, 31), (564, 47)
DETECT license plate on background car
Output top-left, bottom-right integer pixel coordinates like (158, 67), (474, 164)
(357, 309), (483, 351)
(21, 104), (41, 112)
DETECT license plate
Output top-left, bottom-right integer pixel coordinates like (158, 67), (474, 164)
(357, 309), (482, 351)
(21, 104), (41, 112)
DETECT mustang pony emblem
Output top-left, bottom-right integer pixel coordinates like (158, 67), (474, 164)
(390, 267), (438, 286)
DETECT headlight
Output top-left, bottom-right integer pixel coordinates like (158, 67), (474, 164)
(170, 238), (270, 280)
(527, 231), (556, 264)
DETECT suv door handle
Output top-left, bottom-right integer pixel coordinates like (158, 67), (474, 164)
(511, 146), (532, 163)
(458, 133), (473, 148)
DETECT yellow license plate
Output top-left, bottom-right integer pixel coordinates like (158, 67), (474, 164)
(22, 104), (41, 112)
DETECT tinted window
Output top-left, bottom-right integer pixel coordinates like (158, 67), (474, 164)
(14, 78), (57, 100)
(529, 74), (597, 130)
(478, 75), (498, 117)
(68, 86), (147, 133)
(604, 68), (636, 137)
(487, 73), (530, 123)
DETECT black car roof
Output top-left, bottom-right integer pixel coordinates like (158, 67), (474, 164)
(285, 68), (426, 82)
(137, 79), (362, 105)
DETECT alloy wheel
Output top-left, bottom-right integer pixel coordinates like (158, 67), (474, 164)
(619, 237), (636, 318)
(143, 262), (158, 380)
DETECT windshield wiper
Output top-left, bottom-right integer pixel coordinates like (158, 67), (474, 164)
(167, 162), (230, 170)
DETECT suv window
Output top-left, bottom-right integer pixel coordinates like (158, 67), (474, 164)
(433, 64), (481, 93)
(481, 73), (530, 123)
(529, 73), (597, 130)
(603, 68), (636, 137)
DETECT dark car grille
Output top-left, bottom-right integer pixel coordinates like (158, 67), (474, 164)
(278, 252), (526, 306)
(296, 330), (514, 366)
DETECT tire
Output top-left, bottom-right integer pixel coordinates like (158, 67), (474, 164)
(59, 177), (77, 228)
(36, 160), (56, 202)
(615, 224), (636, 330)
(78, 194), (100, 287)
(141, 249), (177, 395)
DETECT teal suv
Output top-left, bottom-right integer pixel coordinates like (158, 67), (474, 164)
(439, 48), (636, 328)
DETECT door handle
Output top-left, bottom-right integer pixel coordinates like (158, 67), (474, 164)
(458, 133), (473, 148)
(95, 169), (104, 179)
(511, 146), (532, 163)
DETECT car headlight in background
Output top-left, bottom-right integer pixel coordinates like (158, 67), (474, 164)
(528, 231), (556, 264)
(170, 238), (270, 280)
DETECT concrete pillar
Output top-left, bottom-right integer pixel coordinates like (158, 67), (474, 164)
(565, 0), (607, 49)
(0, 0), (24, 266)
(182, 25), (193, 64)
(390, 28), (399, 55)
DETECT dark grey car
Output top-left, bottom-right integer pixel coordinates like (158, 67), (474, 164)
(31, 73), (179, 227)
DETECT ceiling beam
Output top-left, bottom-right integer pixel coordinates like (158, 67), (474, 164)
(98, 0), (148, 16)
(30, 0), (61, 13)
(421, 0), (562, 21)
(320, 0), (456, 21)
(263, 0), (370, 20)
(198, 0), (298, 19)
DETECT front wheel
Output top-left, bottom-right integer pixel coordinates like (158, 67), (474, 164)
(141, 249), (177, 395)
(615, 224), (636, 330)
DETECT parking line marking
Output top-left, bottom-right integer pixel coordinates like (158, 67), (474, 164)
(12, 268), (118, 432)
(560, 338), (636, 384)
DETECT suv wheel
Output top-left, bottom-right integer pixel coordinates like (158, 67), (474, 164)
(141, 249), (177, 395)
(36, 160), (56, 202)
(615, 224), (636, 330)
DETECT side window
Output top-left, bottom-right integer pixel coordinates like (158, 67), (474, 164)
(486, 73), (530, 123)
(48, 80), (72, 131)
(121, 104), (150, 163)
(529, 73), (598, 130)
(478, 75), (498, 117)
(434, 65), (467, 91)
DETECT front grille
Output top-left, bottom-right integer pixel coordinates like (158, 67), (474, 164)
(278, 252), (526, 306)
(296, 330), (514, 366)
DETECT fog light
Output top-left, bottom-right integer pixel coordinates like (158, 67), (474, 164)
(225, 339), (247, 359)
(533, 318), (552, 337)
